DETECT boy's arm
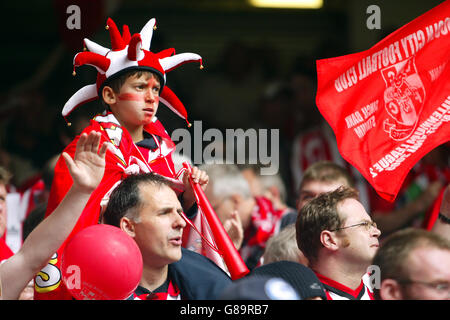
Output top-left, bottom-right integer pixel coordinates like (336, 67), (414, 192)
(431, 184), (450, 242)
(0, 131), (108, 300)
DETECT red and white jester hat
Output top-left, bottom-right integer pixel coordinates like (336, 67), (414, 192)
(62, 17), (203, 126)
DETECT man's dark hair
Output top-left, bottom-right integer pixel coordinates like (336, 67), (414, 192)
(102, 172), (173, 227)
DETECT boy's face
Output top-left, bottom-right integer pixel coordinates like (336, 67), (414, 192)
(108, 72), (161, 130)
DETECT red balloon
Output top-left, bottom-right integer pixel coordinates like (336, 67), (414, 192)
(61, 224), (143, 300)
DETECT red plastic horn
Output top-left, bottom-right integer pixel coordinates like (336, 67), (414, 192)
(182, 162), (249, 280)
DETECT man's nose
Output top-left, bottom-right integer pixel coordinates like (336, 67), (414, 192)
(372, 225), (381, 238)
(174, 211), (187, 229)
(144, 88), (155, 102)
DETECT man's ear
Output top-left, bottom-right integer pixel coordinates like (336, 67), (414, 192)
(320, 230), (339, 252)
(379, 279), (404, 300)
(102, 86), (117, 105)
(120, 217), (136, 238)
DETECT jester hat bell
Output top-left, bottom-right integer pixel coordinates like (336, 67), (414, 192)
(62, 17), (203, 126)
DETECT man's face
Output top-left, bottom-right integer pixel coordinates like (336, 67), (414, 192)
(297, 180), (347, 211)
(0, 184), (7, 238)
(241, 169), (262, 197)
(109, 73), (161, 131)
(205, 182), (236, 225)
(335, 198), (381, 266)
(130, 184), (186, 268)
(398, 247), (450, 300)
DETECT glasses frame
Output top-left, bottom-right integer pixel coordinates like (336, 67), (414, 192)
(397, 279), (450, 295)
(329, 220), (377, 232)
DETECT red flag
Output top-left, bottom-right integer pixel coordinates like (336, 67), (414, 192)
(181, 206), (229, 272)
(316, 1), (450, 202)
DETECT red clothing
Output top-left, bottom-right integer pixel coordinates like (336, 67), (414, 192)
(315, 272), (375, 300)
(239, 197), (285, 270)
(34, 113), (178, 300)
(130, 279), (180, 300)
(0, 238), (13, 263)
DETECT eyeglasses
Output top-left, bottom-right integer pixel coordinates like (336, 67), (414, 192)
(330, 220), (378, 232)
(397, 280), (450, 296)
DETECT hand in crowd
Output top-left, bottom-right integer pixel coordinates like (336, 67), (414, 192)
(62, 131), (109, 194)
(223, 210), (244, 250)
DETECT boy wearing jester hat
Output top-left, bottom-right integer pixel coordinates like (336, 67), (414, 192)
(34, 18), (209, 300)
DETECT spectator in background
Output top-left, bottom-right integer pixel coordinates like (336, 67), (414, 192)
(262, 224), (308, 266)
(259, 170), (297, 220)
(279, 161), (355, 231)
(286, 158), (440, 240)
(296, 186), (381, 300)
(238, 164), (263, 198)
(373, 228), (450, 300)
(239, 164), (296, 234)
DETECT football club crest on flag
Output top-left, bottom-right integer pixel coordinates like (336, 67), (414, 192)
(381, 57), (426, 141)
(316, 0), (450, 201)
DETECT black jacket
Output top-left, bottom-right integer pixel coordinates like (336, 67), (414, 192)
(168, 248), (232, 300)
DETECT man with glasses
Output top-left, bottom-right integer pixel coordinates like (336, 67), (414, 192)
(277, 160), (356, 233)
(296, 186), (381, 300)
(373, 228), (450, 300)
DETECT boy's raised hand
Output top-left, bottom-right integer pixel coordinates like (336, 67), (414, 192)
(62, 131), (109, 193)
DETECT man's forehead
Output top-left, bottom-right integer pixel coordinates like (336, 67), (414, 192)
(406, 246), (450, 278)
(300, 179), (347, 195)
(139, 183), (180, 206)
(337, 197), (367, 220)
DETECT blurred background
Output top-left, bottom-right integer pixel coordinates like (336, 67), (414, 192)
(0, 0), (446, 203)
